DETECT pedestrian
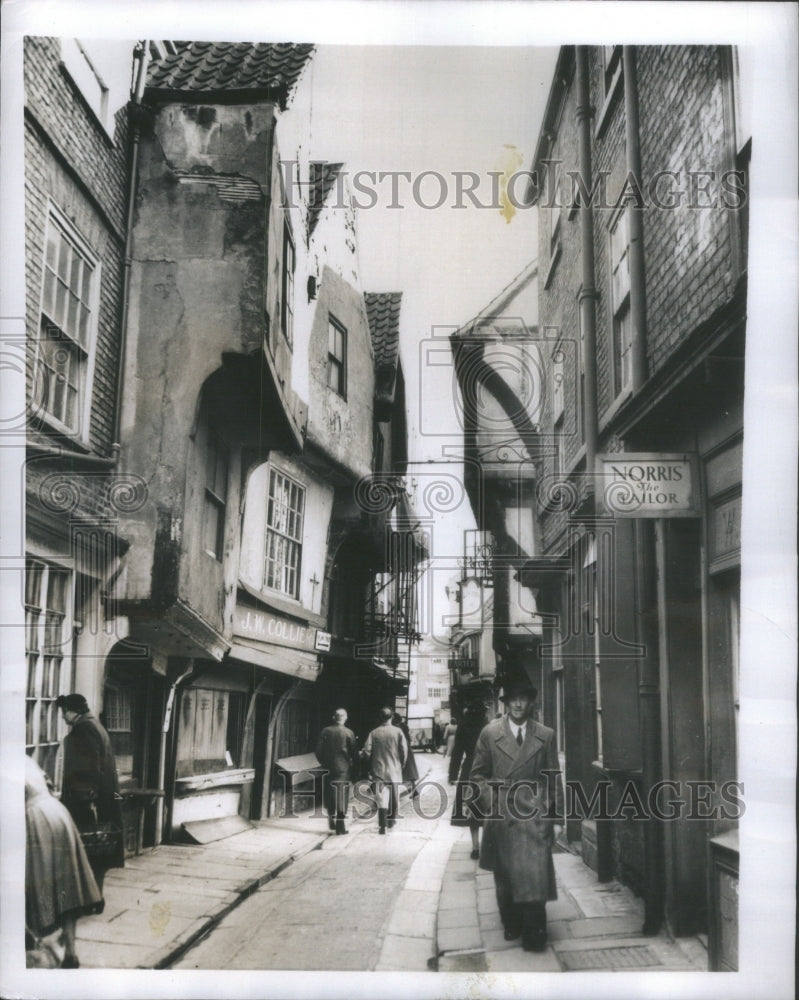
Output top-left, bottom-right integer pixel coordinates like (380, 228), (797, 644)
(449, 699), (489, 859)
(470, 677), (563, 952)
(442, 719), (457, 757)
(392, 713), (419, 797)
(25, 755), (103, 968)
(315, 708), (358, 835)
(361, 707), (407, 834)
(56, 694), (125, 892)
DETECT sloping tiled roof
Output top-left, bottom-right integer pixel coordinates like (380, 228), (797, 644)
(365, 292), (402, 371)
(146, 42), (314, 104)
(308, 161), (344, 236)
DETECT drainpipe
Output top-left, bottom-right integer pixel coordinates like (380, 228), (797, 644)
(622, 46), (648, 393)
(575, 47), (599, 473)
(112, 40), (151, 458)
(154, 660), (194, 846)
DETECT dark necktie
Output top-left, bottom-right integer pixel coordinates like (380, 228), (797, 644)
(516, 727), (524, 746)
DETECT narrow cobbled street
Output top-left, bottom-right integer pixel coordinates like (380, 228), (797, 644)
(172, 755), (456, 971)
(169, 755), (705, 973)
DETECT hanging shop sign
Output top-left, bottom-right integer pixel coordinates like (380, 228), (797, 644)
(595, 453), (701, 518)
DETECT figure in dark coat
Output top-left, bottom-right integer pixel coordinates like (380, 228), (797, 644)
(470, 678), (564, 952)
(56, 694), (124, 891)
(315, 708), (358, 835)
(361, 707), (407, 834)
(449, 700), (488, 858)
(392, 714), (419, 795)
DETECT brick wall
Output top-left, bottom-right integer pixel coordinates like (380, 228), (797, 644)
(24, 37), (129, 464)
(636, 46), (736, 375)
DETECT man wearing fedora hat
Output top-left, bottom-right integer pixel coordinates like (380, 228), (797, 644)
(470, 675), (563, 952)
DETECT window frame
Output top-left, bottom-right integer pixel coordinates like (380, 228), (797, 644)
(281, 225), (295, 347)
(34, 204), (101, 442)
(203, 431), (229, 562)
(327, 314), (347, 399)
(264, 466), (306, 600)
(59, 39), (113, 140)
(608, 206), (633, 401)
(25, 558), (73, 776)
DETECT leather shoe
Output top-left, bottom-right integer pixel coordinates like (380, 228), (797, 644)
(522, 933), (547, 952)
(503, 928), (521, 941)
(470, 848), (480, 860)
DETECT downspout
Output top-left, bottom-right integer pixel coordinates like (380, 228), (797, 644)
(624, 45), (661, 934)
(154, 660), (194, 846)
(623, 46), (648, 393)
(112, 40), (150, 457)
(575, 47), (599, 472)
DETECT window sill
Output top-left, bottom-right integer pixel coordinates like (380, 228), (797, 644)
(175, 768), (255, 792)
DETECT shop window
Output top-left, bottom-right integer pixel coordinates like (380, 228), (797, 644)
(609, 208), (633, 399)
(281, 226), (295, 347)
(34, 208), (99, 439)
(176, 688), (246, 777)
(278, 699), (313, 758)
(104, 684), (135, 781)
(327, 316), (347, 397)
(203, 432), (228, 561)
(25, 560), (71, 776)
(264, 467), (305, 599)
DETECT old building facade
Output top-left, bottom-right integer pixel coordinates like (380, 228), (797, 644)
(23, 40), (421, 847)
(452, 46), (748, 966)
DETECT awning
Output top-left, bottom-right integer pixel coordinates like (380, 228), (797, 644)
(229, 640), (321, 682)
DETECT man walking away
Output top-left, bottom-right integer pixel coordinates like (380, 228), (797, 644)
(361, 707), (407, 834)
(315, 709), (358, 835)
(470, 677), (564, 952)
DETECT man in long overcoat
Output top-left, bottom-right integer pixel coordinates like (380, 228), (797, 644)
(315, 708), (358, 835)
(361, 707), (407, 834)
(470, 677), (563, 951)
(56, 693), (125, 891)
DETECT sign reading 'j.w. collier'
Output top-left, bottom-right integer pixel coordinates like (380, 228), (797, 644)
(595, 453), (701, 517)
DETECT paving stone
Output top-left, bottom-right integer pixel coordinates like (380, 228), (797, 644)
(477, 911), (504, 933)
(485, 946), (561, 972)
(386, 908), (436, 939)
(394, 888), (439, 914)
(567, 915), (646, 938)
(438, 907), (480, 930)
(546, 919), (572, 941)
(377, 934), (435, 971)
(546, 894), (581, 921)
(438, 888), (476, 910)
(438, 926), (482, 952)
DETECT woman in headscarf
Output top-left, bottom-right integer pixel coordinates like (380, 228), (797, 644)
(25, 755), (103, 968)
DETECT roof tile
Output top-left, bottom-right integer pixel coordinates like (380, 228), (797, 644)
(146, 41), (314, 102)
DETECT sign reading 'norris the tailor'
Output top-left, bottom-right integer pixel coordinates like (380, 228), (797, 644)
(595, 453), (701, 517)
